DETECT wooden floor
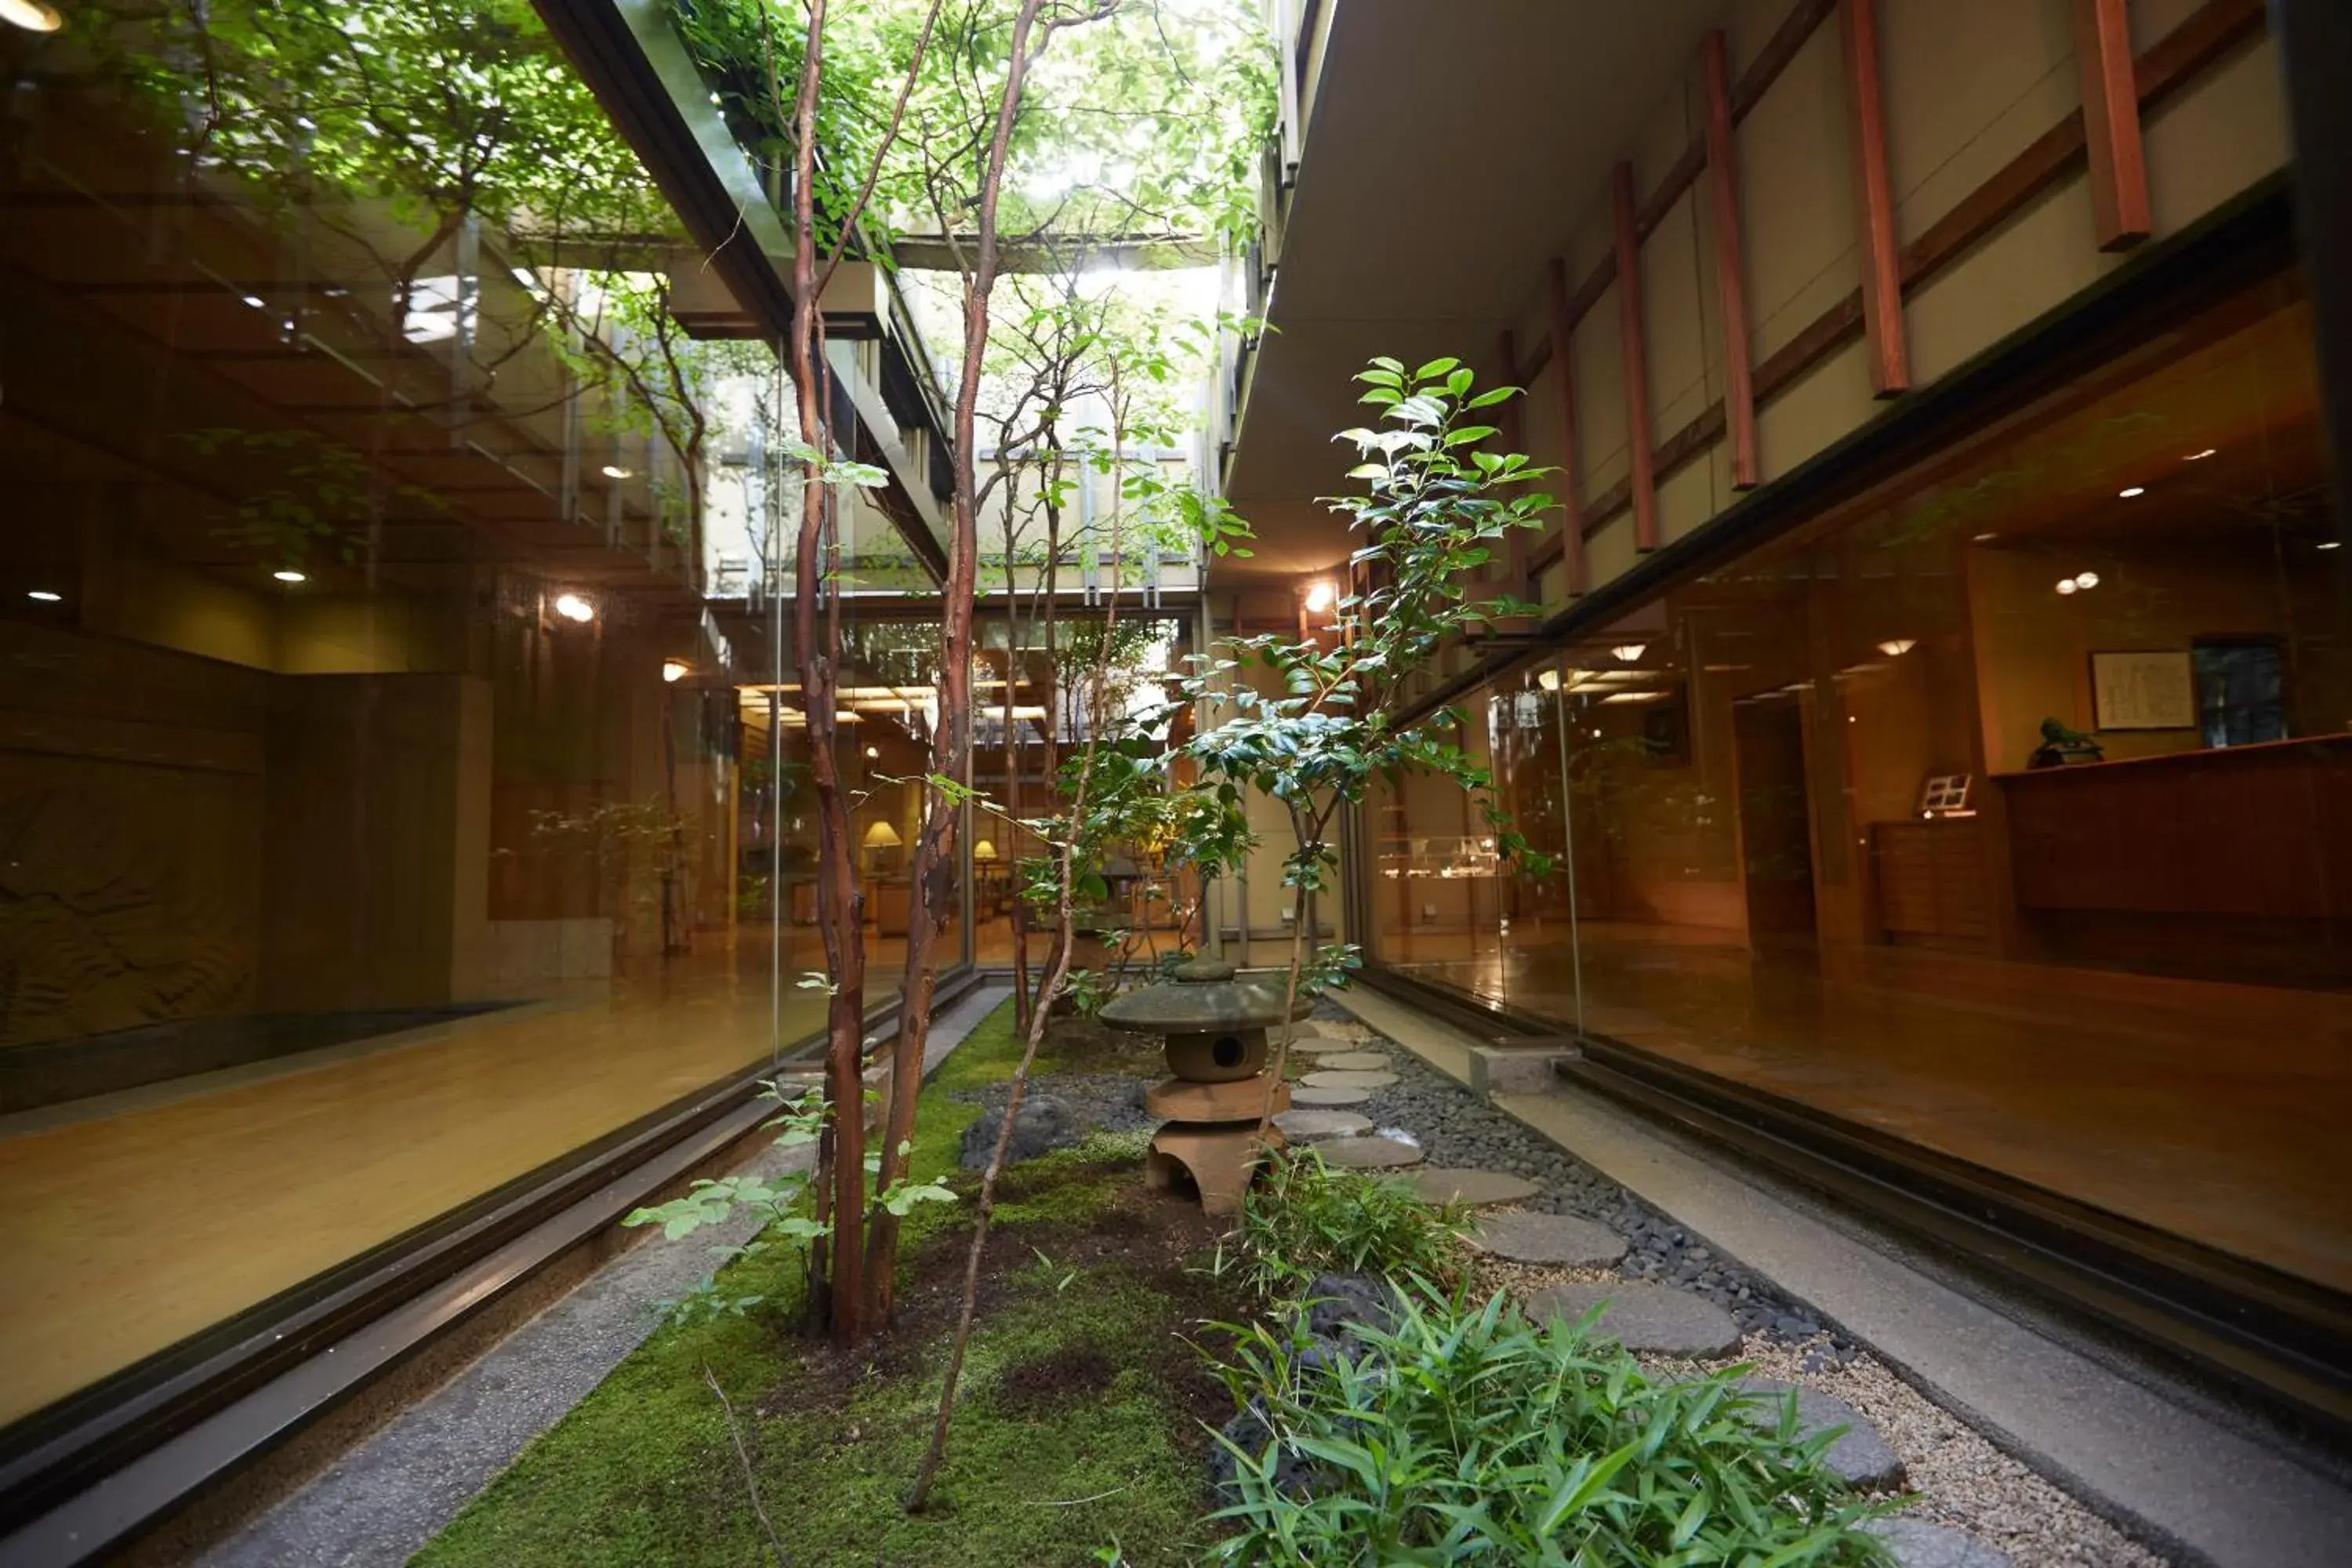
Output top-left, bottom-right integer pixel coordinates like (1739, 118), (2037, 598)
(0, 938), (848, 1428)
(1385, 923), (2352, 1294)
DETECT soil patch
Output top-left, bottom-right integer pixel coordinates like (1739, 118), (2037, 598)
(991, 1342), (1120, 1415)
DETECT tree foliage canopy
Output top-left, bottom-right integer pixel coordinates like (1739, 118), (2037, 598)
(671, 0), (1276, 264)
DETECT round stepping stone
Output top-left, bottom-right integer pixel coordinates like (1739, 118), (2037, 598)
(1289, 1084), (1372, 1107)
(1313, 1134), (1423, 1170)
(1272, 1108), (1374, 1141)
(1305, 1049), (1390, 1071)
(1301, 1069), (1397, 1090)
(1733, 1379), (1904, 1489)
(1522, 1282), (1742, 1356)
(1471, 1211), (1628, 1265)
(1865, 1520), (2013, 1568)
(1407, 1167), (1540, 1207)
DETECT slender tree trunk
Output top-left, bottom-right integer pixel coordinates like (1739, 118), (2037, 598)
(785, 0), (866, 1343)
(909, 368), (1131, 1515)
(1025, 440), (1065, 1023)
(868, 0), (1055, 1325)
(1003, 483), (1032, 1033)
(1254, 804), (1327, 1142)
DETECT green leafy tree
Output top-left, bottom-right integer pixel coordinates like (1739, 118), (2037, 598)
(1182, 357), (1558, 1134)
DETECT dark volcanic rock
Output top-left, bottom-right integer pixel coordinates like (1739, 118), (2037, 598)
(958, 1094), (1080, 1167)
(1302, 1272), (1397, 1341)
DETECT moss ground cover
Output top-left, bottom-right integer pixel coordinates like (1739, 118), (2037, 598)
(416, 1000), (1243, 1568)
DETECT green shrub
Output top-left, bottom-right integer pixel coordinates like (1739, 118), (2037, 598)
(1204, 1283), (1900, 1566)
(1232, 1148), (1472, 1298)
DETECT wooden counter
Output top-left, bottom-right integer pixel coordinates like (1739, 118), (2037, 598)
(1999, 733), (2352, 918)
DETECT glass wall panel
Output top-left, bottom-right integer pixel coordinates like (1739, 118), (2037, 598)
(0, 9), (968, 1428)
(1487, 669), (1580, 1022)
(1368, 272), (2352, 1290)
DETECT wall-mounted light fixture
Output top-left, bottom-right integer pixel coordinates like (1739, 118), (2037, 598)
(27, 590), (62, 603)
(1877, 639), (1916, 657)
(1610, 643), (1647, 662)
(662, 659), (691, 684)
(601, 464), (634, 480)
(554, 593), (595, 622)
(1536, 668), (1560, 692)
(0, 2), (64, 34)
(1303, 579), (1336, 612)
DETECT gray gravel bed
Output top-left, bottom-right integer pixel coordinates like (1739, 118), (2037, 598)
(1331, 1023), (1859, 1356)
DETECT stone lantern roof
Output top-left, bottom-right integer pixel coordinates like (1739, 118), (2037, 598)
(1098, 958), (1313, 1035)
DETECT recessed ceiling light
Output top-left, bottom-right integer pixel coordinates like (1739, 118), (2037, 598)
(865, 745), (880, 758)
(27, 589), (62, 602)
(2074, 571), (2100, 590)
(242, 294), (267, 310)
(601, 464), (633, 480)
(2320, 541), (2343, 552)
(2118, 486), (2145, 499)
(0, 2), (64, 34)
(2056, 579), (2078, 595)
(1973, 532), (1998, 543)
(273, 569), (307, 583)
(554, 593), (595, 622)
(2185, 448), (2217, 461)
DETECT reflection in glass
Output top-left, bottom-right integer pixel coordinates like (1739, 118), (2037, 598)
(1367, 274), (2352, 1293)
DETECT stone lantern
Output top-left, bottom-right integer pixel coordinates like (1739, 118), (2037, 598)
(1099, 957), (1311, 1214)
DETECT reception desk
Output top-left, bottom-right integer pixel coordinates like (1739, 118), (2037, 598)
(2000, 733), (2352, 921)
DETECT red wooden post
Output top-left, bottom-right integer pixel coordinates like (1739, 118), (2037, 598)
(1544, 258), (1588, 594)
(1610, 161), (1660, 550)
(1839, 0), (1910, 396)
(2071, 0), (2152, 250)
(1703, 30), (1761, 488)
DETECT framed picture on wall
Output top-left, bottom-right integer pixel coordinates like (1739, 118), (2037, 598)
(1918, 773), (1973, 815)
(2089, 650), (2197, 731)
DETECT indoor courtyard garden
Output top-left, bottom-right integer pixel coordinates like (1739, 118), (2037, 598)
(3, 0), (2345, 1565)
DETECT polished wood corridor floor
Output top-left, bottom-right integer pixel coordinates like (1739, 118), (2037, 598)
(1387, 924), (2352, 1294)
(0, 938), (855, 1428)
